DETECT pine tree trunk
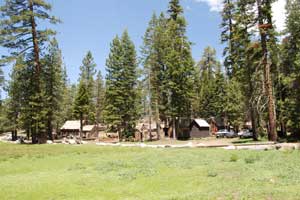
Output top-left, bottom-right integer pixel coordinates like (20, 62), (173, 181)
(31, 126), (37, 144)
(149, 114), (152, 141)
(156, 121), (161, 140)
(47, 114), (53, 141)
(172, 117), (176, 140)
(118, 127), (122, 142)
(29, 0), (41, 76)
(248, 72), (258, 141)
(250, 106), (258, 141)
(80, 113), (83, 139)
(26, 129), (30, 140)
(29, 0), (45, 143)
(11, 130), (17, 141)
(257, 0), (277, 141)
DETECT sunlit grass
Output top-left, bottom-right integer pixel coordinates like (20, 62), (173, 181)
(1, 142), (300, 200)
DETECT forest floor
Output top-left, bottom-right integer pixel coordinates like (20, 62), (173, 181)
(1, 142), (300, 200)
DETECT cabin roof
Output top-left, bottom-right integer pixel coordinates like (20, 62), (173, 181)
(61, 120), (96, 132)
(60, 120), (81, 130)
(83, 125), (95, 132)
(193, 119), (210, 127)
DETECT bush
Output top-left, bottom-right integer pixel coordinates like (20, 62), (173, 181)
(244, 155), (260, 164)
(230, 154), (238, 162)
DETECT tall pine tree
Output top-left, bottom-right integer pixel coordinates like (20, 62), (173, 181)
(165, 0), (194, 139)
(0, 0), (60, 143)
(104, 30), (139, 140)
(43, 38), (64, 140)
(79, 51), (97, 123)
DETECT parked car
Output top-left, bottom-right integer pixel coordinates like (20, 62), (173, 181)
(216, 129), (236, 138)
(238, 129), (253, 139)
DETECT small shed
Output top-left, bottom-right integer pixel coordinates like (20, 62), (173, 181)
(83, 125), (98, 139)
(190, 119), (210, 138)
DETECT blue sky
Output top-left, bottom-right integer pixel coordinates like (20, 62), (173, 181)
(51, 0), (223, 83)
(1, 0), (286, 84)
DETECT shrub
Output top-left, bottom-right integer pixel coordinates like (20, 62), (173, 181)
(230, 154), (238, 162)
(244, 155), (260, 164)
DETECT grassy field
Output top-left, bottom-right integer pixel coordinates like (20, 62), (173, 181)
(1, 143), (300, 200)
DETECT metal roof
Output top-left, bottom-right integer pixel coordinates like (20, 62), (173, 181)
(194, 119), (210, 127)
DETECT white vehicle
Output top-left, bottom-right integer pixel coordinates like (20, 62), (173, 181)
(238, 129), (253, 138)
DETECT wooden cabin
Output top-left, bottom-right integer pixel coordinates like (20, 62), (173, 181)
(60, 120), (81, 137)
(82, 125), (98, 139)
(189, 119), (210, 138)
(60, 120), (98, 139)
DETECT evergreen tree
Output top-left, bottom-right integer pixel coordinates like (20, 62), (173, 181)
(0, 64), (4, 101)
(196, 46), (223, 119)
(0, 100), (11, 133)
(43, 38), (64, 140)
(95, 71), (105, 125)
(221, 0), (268, 140)
(278, 0), (300, 137)
(256, 0), (278, 141)
(165, 0), (194, 139)
(224, 78), (245, 132)
(120, 30), (139, 137)
(61, 83), (77, 121)
(234, 0), (262, 140)
(221, 0), (235, 76)
(142, 12), (166, 139)
(79, 51), (97, 123)
(6, 57), (25, 140)
(73, 80), (89, 138)
(0, 0), (60, 143)
(103, 36), (123, 135)
(168, 0), (183, 20)
(104, 31), (139, 140)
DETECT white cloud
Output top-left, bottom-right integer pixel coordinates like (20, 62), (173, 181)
(194, 0), (223, 12)
(193, 0), (286, 31)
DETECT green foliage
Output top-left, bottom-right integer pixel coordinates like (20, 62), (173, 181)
(224, 78), (245, 129)
(95, 71), (105, 124)
(220, 0), (280, 139)
(0, 100), (11, 133)
(73, 80), (89, 123)
(277, 0), (300, 136)
(229, 154), (238, 162)
(165, 0), (194, 119)
(0, 0), (59, 62)
(61, 83), (77, 121)
(141, 12), (169, 127)
(194, 46), (225, 119)
(42, 38), (64, 138)
(244, 155), (260, 164)
(78, 51), (97, 123)
(104, 30), (139, 138)
(0, 64), (4, 101)
(0, 0), (59, 143)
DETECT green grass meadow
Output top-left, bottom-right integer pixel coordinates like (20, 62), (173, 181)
(1, 142), (300, 200)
